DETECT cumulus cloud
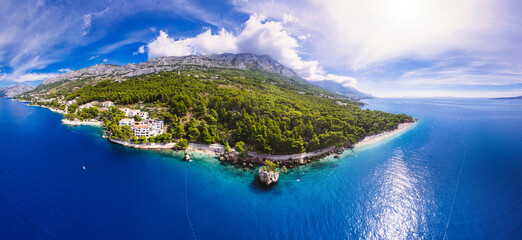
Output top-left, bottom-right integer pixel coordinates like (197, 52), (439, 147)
(145, 15), (355, 86)
(88, 55), (99, 60)
(233, 0), (522, 97)
(103, 59), (108, 63)
(133, 45), (146, 55)
(58, 68), (71, 73)
(234, 0), (504, 70)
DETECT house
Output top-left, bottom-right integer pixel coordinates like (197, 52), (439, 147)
(79, 103), (92, 109)
(100, 101), (114, 108)
(143, 119), (164, 131)
(128, 109), (140, 117)
(119, 118), (135, 126)
(137, 111), (149, 119)
(132, 125), (150, 137)
(120, 108), (141, 117)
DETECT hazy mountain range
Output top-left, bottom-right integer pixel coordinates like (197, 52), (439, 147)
(0, 85), (34, 98)
(307, 80), (373, 99)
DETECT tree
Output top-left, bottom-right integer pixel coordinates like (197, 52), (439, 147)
(234, 141), (248, 158)
(177, 138), (188, 149)
(138, 136), (147, 143)
(186, 119), (200, 142)
(171, 120), (185, 139)
(309, 133), (320, 151)
(121, 125), (133, 141)
(199, 123), (213, 143)
(224, 140), (231, 153)
(68, 104), (78, 113)
(262, 160), (277, 172)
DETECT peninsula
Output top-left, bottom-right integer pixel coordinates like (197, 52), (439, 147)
(14, 53), (416, 182)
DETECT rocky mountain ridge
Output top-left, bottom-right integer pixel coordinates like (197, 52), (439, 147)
(42, 53), (298, 85)
(0, 85), (35, 98)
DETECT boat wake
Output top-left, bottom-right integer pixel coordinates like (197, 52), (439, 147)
(185, 162), (197, 240)
(443, 127), (467, 240)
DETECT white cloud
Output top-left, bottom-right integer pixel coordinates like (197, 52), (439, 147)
(147, 30), (197, 57)
(234, 0), (503, 70)
(81, 7), (109, 36)
(233, 0), (522, 97)
(81, 14), (92, 36)
(133, 45), (146, 55)
(145, 15), (355, 86)
(0, 72), (58, 83)
(323, 75), (358, 88)
(58, 68), (71, 73)
(88, 55), (99, 60)
(103, 59), (108, 63)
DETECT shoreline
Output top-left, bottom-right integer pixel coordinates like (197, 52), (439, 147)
(108, 138), (176, 149)
(354, 120), (417, 148)
(62, 119), (103, 127)
(23, 100), (418, 165)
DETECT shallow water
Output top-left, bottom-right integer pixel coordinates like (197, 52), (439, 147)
(0, 98), (520, 239)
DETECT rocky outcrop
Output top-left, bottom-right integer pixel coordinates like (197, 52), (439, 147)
(258, 168), (279, 185)
(42, 53), (298, 85)
(0, 85), (34, 97)
(221, 151), (239, 162)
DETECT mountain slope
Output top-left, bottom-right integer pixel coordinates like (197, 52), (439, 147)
(308, 80), (373, 99)
(42, 53), (297, 86)
(0, 85), (34, 98)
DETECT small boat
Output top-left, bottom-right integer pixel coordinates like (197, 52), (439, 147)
(82, 166), (86, 170)
(183, 153), (191, 161)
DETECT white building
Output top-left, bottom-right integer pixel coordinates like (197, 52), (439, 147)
(137, 111), (149, 119)
(132, 125), (150, 137)
(120, 108), (143, 118)
(119, 118), (135, 126)
(100, 101), (114, 108)
(143, 119), (163, 131)
(79, 103), (93, 110)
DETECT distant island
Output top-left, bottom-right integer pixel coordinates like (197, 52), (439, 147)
(14, 53), (416, 184)
(491, 96), (522, 100)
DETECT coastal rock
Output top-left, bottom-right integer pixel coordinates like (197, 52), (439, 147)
(223, 151), (239, 162)
(258, 168), (279, 185)
(184, 153), (191, 161)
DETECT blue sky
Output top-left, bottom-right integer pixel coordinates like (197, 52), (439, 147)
(1, 0), (521, 97)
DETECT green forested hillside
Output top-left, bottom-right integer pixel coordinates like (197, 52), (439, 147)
(60, 69), (413, 154)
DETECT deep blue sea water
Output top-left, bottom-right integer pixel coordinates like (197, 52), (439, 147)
(0, 98), (521, 239)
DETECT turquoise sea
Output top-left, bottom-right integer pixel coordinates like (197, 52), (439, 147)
(0, 98), (520, 239)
